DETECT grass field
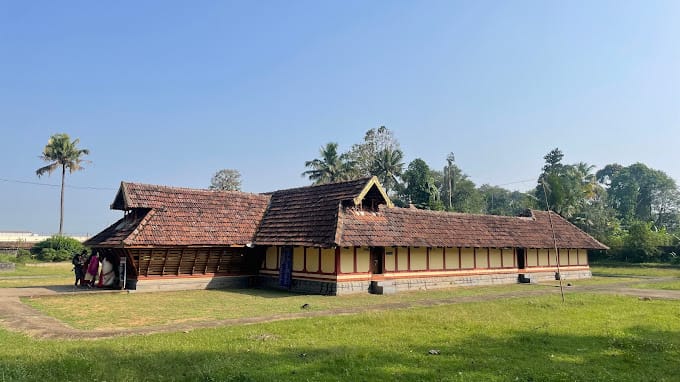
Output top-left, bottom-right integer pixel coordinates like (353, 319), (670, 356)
(590, 261), (680, 278)
(23, 284), (539, 330)
(0, 262), (73, 288)
(1, 262), (679, 381)
(3, 293), (680, 381)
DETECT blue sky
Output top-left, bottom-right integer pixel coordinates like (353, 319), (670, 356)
(1, 1), (678, 235)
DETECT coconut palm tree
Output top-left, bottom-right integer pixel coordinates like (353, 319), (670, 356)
(372, 147), (404, 194)
(36, 133), (90, 235)
(302, 142), (356, 184)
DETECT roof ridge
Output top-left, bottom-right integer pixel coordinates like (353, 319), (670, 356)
(120, 181), (268, 198)
(389, 206), (537, 221)
(265, 176), (373, 195)
(123, 209), (155, 246)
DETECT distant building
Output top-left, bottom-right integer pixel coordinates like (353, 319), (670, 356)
(0, 231), (89, 254)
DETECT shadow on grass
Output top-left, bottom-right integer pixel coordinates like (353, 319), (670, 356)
(209, 287), (322, 299)
(1, 325), (677, 382)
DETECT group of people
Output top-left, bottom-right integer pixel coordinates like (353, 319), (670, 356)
(71, 250), (119, 288)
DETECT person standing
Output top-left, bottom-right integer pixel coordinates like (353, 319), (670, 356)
(84, 251), (99, 288)
(71, 250), (85, 287)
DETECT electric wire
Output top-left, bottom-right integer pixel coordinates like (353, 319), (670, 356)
(0, 177), (116, 191)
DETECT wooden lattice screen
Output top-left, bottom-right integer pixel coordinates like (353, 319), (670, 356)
(128, 247), (250, 277)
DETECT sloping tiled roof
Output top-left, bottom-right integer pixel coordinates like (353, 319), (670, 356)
(88, 182), (271, 247)
(87, 178), (607, 250)
(254, 177), (381, 246)
(84, 210), (150, 247)
(338, 207), (608, 250)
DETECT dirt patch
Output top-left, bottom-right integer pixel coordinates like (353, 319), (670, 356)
(1, 278), (679, 340)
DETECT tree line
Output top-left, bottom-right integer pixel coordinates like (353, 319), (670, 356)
(34, 131), (680, 264)
(302, 127), (680, 263)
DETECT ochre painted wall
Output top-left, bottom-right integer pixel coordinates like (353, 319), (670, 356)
(527, 249), (538, 267)
(430, 248), (444, 270)
(538, 249), (550, 266)
(293, 247), (305, 271)
(445, 247), (459, 270)
(410, 247), (427, 270)
(397, 247), (408, 271)
(502, 249), (514, 268)
(321, 248), (336, 273)
(265, 247), (278, 270)
(559, 249), (569, 266)
(489, 248), (502, 268)
(356, 247), (370, 273)
(306, 248), (320, 272)
(384, 247), (396, 271)
(577, 249), (588, 265)
(475, 248), (489, 269)
(340, 247), (354, 273)
(461, 248), (475, 268)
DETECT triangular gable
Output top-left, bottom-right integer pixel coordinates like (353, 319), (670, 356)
(110, 182), (130, 210)
(255, 177), (388, 247)
(353, 176), (394, 208)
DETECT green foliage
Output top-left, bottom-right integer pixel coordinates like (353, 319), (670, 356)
(603, 162), (680, 228)
(400, 158), (443, 209)
(436, 165), (485, 213)
(302, 142), (357, 184)
(479, 185), (535, 216)
(371, 147), (404, 194)
(16, 249), (32, 262)
(0, 249), (33, 264)
(535, 149), (604, 220)
(571, 195), (621, 245)
(606, 221), (674, 262)
(31, 235), (85, 262)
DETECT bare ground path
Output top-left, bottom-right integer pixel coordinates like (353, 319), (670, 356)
(1, 278), (678, 340)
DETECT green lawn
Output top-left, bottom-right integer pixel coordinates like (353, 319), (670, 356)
(634, 280), (680, 291)
(23, 284), (537, 330)
(590, 262), (680, 278)
(0, 262), (73, 287)
(2, 262), (680, 381)
(2, 293), (679, 381)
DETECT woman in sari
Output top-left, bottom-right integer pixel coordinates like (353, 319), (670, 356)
(98, 253), (116, 288)
(84, 252), (99, 288)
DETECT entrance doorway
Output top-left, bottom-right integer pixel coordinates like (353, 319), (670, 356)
(517, 248), (526, 269)
(370, 247), (384, 274)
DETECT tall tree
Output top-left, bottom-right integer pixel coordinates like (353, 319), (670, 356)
(534, 148), (604, 219)
(604, 162), (680, 228)
(435, 166), (483, 213)
(36, 133), (90, 235)
(347, 126), (401, 178)
(479, 185), (534, 216)
(401, 158), (443, 210)
(302, 142), (356, 184)
(372, 147), (404, 194)
(445, 152), (455, 209)
(209, 169), (242, 191)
